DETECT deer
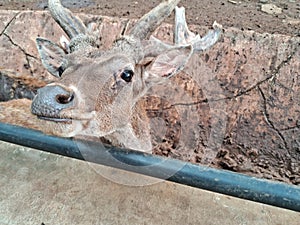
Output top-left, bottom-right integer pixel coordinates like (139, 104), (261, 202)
(0, 0), (222, 152)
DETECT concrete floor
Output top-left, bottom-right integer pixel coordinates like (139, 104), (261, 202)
(0, 141), (299, 225)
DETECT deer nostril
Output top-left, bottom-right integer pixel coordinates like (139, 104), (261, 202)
(55, 93), (74, 104)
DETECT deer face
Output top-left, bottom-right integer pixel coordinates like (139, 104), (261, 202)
(32, 35), (193, 137)
(31, 0), (221, 147)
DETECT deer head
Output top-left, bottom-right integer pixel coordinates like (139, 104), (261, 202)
(31, 0), (222, 151)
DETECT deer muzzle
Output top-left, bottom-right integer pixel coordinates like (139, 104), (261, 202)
(31, 85), (75, 122)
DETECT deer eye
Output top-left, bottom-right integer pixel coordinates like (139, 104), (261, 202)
(57, 66), (65, 77)
(121, 69), (134, 82)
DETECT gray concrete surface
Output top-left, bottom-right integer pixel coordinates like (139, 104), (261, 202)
(0, 141), (299, 224)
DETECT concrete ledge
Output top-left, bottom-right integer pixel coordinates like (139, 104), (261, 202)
(0, 141), (299, 224)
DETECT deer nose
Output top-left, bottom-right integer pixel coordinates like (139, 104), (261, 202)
(31, 85), (74, 118)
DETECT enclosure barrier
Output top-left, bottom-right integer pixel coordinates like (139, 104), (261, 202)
(0, 122), (299, 212)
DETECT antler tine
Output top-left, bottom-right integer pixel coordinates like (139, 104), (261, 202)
(175, 6), (222, 52)
(48, 0), (87, 39)
(143, 7), (222, 57)
(130, 0), (181, 40)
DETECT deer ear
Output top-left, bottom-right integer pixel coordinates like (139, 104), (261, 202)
(36, 37), (67, 78)
(144, 45), (193, 84)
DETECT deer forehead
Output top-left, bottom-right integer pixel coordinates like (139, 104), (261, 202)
(59, 53), (136, 86)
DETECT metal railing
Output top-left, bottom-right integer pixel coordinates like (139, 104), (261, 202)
(0, 122), (299, 212)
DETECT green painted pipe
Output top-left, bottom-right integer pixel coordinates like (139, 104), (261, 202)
(0, 122), (299, 212)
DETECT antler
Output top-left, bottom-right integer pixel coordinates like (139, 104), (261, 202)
(129, 0), (181, 40)
(175, 7), (222, 51)
(48, 0), (99, 52)
(48, 0), (87, 38)
(143, 6), (222, 57)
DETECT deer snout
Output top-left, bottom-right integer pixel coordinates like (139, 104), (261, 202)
(31, 85), (75, 121)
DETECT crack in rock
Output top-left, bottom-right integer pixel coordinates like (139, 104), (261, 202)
(258, 86), (288, 149)
(281, 125), (300, 132)
(0, 12), (20, 37)
(3, 33), (36, 76)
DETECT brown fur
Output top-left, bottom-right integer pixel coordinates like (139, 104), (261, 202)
(0, 99), (44, 131)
